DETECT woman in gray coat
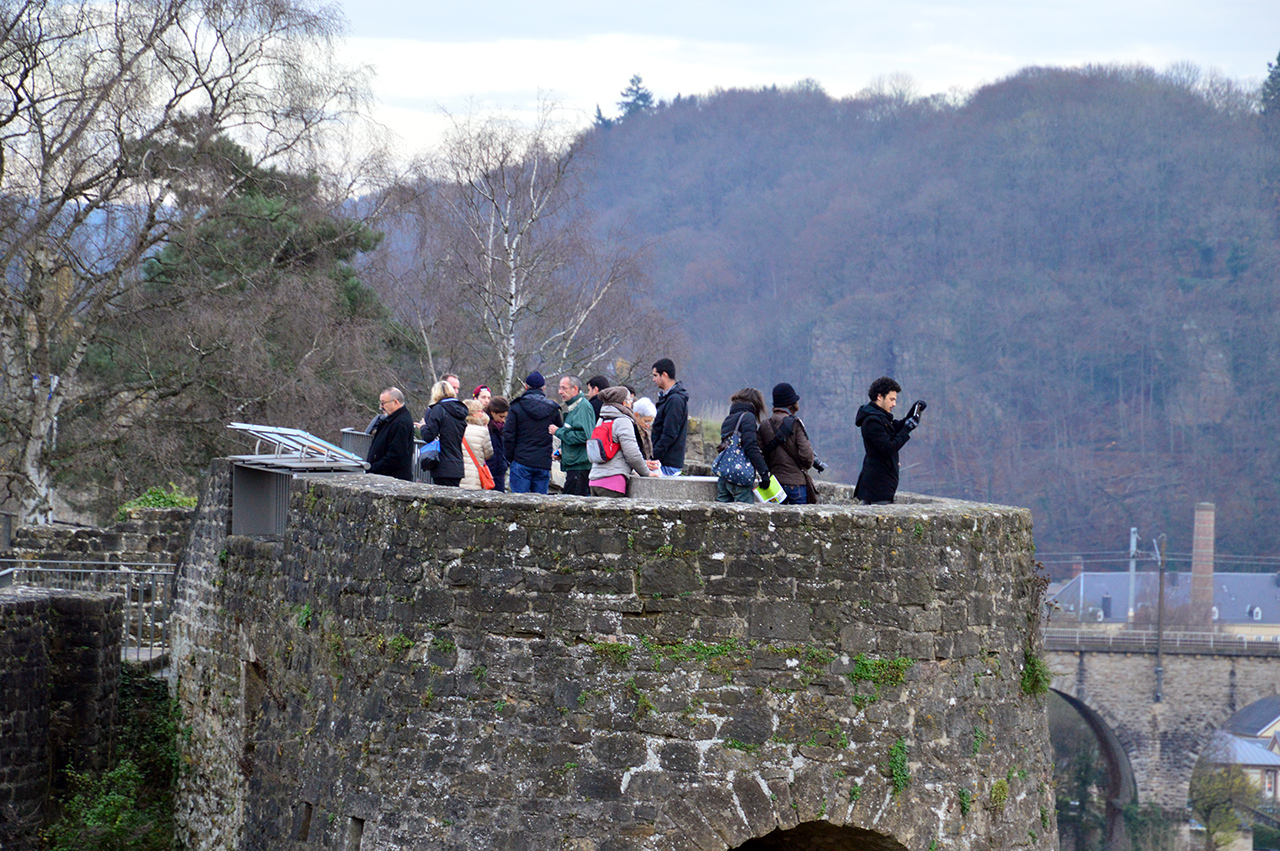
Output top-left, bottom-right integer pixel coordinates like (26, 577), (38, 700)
(588, 387), (656, 497)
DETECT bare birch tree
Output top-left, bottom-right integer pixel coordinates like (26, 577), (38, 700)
(385, 105), (658, 396)
(0, 0), (369, 522)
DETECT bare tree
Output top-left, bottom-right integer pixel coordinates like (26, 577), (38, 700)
(0, 0), (369, 522)
(382, 105), (658, 396)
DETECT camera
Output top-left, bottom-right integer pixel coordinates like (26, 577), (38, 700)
(812, 458), (828, 474)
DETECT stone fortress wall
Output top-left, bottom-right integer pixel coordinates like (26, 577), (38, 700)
(2, 506), (194, 567)
(0, 587), (123, 851)
(172, 460), (1056, 851)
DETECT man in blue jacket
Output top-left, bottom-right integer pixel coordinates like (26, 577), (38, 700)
(649, 358), (689, 476)
(503, 372), (564, 494)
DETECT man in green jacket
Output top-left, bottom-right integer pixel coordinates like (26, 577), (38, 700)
(549, 374), (596, 496)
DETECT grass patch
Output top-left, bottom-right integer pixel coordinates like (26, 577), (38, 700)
(115, 484), (196, 521)
(591, 641), (634, 667)
(846, 654), (914, 708)
(1021, 649), (1052, 696)
(884, 738), (910, 796)
(990, 778), (1009, 811)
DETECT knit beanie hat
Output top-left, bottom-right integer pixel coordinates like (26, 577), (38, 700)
(525, 371), (545, 388)
(598, 386), (629, 405)
(772, 382), (799, 408)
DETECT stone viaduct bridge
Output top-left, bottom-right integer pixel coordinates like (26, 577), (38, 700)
(169, 460), (1057, 851)
(1045, 630), (1280, 827)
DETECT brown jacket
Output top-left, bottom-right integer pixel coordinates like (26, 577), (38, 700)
(757, 408), (814, 486)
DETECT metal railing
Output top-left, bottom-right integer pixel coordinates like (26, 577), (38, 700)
(0, 559), (176, 665)
(1043, 627), (1280, 656)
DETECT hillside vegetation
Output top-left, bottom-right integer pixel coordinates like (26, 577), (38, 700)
(577, 64), (1280, 556)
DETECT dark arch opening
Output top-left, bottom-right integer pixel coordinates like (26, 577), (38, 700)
(732, 821), (908, 851)
(1051, 689), (1138, 851)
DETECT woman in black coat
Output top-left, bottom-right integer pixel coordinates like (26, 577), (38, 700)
(485, 396), (510, 491)
(420, 381), (470, 487)
(715, 388), (773, 503)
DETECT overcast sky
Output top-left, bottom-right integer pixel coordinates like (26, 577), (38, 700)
(335, 0), (1280, 157)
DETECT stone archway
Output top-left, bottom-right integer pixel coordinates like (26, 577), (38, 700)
(733, 822), (908, 851)
(1052, 689), (1138, 850)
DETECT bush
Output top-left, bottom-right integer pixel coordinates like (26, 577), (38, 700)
(115, 484), (197, 521)
(42, 667), (178, 851)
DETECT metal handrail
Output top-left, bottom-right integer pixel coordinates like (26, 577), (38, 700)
(1043, 627), (1280, 656)
(1, 562), (176, 664)
(0, 557), (174, 569)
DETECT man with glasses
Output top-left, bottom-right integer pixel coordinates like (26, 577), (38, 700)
(366, 387), (415, 481)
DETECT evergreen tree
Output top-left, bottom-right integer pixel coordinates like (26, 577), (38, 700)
(1263, 50), (1280, 118)
(616, 74), (655, 119)
(593, 105), (614, 129)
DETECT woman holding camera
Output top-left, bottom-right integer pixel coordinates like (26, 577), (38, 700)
(757, 382), (817, 505)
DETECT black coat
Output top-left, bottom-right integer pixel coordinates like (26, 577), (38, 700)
(487, 420), (509, 489)
(854, 402), (912, 504)
(366, 405), (415, 481)
(651, 381), (689, 468)
(719, 402), (769, 481)
(503, 388), (563, 470)
(420, 398), (469, 480)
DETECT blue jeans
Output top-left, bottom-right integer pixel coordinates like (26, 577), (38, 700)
(509, 462), (550, 494)
(660, 465), (682, 477)
(782, 484), (808, 505)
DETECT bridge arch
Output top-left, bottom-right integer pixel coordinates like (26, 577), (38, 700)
(1047, 644), (1280, 814)
(734, 821), (908, 850)
(1051, 688), (1137, 849)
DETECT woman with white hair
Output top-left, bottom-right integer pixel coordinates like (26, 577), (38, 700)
(588, 387), (656, 497)
(632, 397), (657, 460)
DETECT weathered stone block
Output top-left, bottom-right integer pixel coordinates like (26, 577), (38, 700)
(749, 600), (811, 641)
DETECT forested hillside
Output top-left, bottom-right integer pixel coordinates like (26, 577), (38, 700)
(576, 65), (1280, 557)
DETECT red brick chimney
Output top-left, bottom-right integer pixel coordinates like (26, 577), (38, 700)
(1071, 556), (1083, 580)
(1191, 502), (1215, 612)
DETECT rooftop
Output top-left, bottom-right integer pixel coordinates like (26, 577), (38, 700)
(1051, 571), (1280, 624)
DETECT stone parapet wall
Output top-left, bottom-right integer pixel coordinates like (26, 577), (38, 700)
(3, 506), (194, 567)
(0, 588), (123, 850)
(173, 461), (1055, 851)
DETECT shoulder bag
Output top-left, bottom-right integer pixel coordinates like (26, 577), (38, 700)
(463, 437), (495, 490)
(711, 413), (757, 488)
